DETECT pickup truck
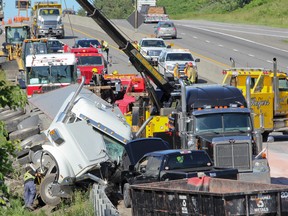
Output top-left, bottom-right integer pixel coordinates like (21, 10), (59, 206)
(120, 142), (238, 208)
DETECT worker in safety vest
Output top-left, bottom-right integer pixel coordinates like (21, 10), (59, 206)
(101, 40), (109, 62)
(23, 165), (36, 211)
(184, 62), (197, 84)
(173, 63), (180, 79)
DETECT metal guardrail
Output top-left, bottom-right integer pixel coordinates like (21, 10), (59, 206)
(90, 184), (120, 216)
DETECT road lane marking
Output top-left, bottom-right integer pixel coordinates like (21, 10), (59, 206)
(181, 25), (288, 54)
(68, 25), (229, 68)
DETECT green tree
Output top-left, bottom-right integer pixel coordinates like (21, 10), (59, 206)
(77, 8), (86, 16)
(0, 79), (27, 205)
(93, 0), (134, 19)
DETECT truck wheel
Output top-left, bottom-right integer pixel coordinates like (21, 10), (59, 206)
(123, 183), (131, 208)
(40, 174), (61, 206)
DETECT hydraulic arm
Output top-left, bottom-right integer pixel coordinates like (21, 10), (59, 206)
(75, 0), (174, 103)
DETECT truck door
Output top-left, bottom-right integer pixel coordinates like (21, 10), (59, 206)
(134, 155), (162, 184)
(251, 73), (273, 130)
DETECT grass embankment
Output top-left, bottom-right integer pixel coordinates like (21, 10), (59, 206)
(158, 0), (288, 28)
(0, 191), (93, 216)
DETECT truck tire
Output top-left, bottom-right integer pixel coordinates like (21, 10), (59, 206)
(123, 183), (131, 208)
(40, 174), (61, 206)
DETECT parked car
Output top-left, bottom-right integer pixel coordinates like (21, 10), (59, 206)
(138, 38), (171, 66)
(154, 21), (177, 39)
(157, 48), (200, 80)
(47, 38), (65, 53)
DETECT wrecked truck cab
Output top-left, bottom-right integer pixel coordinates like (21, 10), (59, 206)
(29, 79), (132, 206)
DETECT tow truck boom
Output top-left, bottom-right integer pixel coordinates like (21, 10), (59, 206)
(76, 0), (173, 102)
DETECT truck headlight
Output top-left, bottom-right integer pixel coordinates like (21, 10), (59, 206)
(167, 65), (174, 71)
(141, 50), (147, 56)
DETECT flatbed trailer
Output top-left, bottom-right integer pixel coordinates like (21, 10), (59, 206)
(130, 177), (288, 215)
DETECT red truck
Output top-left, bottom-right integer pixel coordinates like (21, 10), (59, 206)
(64, 45), (107, 85)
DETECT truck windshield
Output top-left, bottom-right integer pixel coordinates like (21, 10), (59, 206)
(103, 135), (125, 163)
(40, 9), (60, 16)
(195, 113), (252, 134)
(141, 40), (166, 47)
(166, 152), (211, 170)
(26, 65), (75, 84)
(166, 53), (193, 61)
(77, 56), (103, 66)
(6, 27), (29, 44)
(24, 42), (48, 57)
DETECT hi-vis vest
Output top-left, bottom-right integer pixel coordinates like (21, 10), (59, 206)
(24, 171), (35, 182)
(102, 41), (109, 49)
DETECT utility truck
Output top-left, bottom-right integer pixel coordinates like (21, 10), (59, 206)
(75, 0), (270, 184)
(138, 0), (169, 23)
(222, 58), (288, 140)
(32, 1), (64, 38)
(25, 53), (78, 96)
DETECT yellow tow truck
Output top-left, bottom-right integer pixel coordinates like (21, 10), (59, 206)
(222, 58), (288, 139)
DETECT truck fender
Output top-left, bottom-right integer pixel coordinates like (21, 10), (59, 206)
(42, 145), (75, 183)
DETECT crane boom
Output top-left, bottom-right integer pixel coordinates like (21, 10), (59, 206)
(75, 0), (174, 102)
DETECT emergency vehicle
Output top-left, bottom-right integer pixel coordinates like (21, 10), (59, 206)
(65, 46), (107, 85)
(25, 53), (78, 96)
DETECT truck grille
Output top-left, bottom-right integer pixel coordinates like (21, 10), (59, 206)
(147, 50), (161, 56)
(214, 141), (252, 172)
(44, 21), (57, 26)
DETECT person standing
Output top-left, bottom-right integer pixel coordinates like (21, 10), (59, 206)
(184, 62), (197, 84)
(101, 40), (109, 62)
(173, 63), (180, 79)
(23, 165), (36, 211)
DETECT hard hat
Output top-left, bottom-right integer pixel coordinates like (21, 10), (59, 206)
(92, 68), (98, 73)
(188, 62), (193, 66)
(112, 70), (118, 75)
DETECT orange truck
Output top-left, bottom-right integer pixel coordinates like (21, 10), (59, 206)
(222, 58), (288, 140)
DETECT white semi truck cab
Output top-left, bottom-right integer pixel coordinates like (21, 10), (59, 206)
(27, 78), (132, 205)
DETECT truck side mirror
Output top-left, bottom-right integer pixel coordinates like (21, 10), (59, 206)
(195, 58), (200, 63)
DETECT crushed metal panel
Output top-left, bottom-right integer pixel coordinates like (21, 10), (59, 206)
(28, 84), (123, 120)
